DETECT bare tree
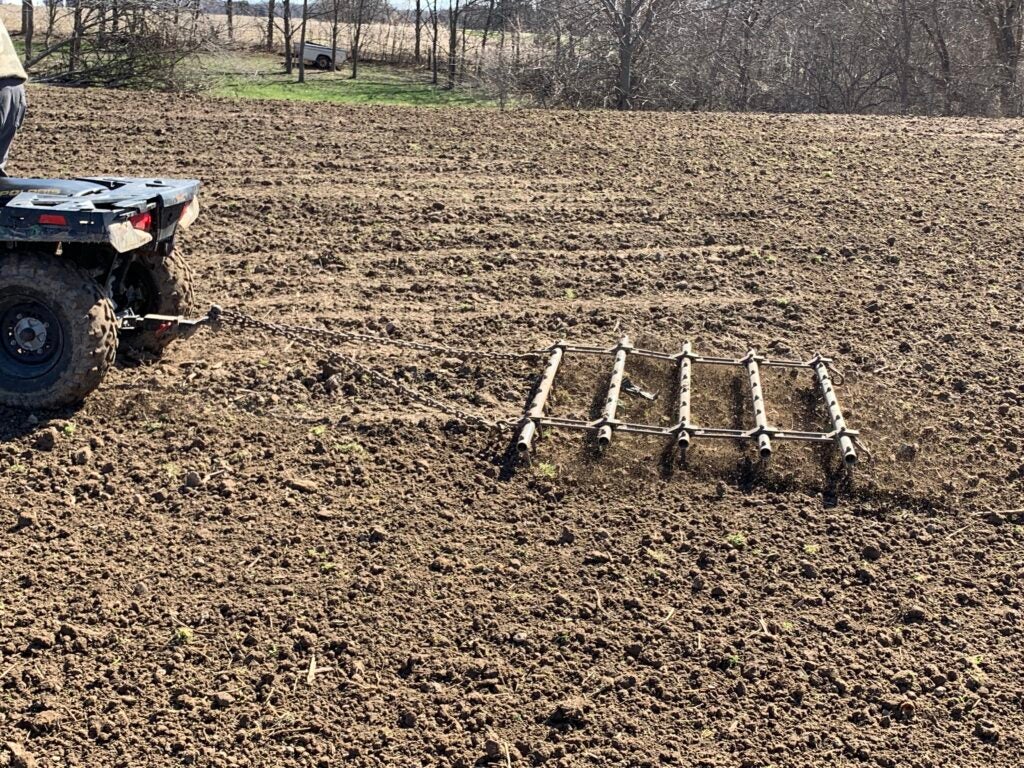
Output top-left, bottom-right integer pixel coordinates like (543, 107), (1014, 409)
(350, 0), (371, 79)
(976, 0), (1023, 115)
(596, 0), (665, 109)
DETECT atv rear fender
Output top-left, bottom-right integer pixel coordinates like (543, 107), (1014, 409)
(0, 177), (201, 253)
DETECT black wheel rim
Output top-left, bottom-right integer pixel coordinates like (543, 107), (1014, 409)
(116, 261), (159, 316)
(0, 295), (64, 380)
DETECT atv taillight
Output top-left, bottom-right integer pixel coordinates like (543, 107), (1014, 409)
(130, 211), (153, 231)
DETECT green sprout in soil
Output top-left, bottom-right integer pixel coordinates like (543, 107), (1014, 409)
(803, 543), (819, 555)
(536, 462), (557, 479)
(725, 532), (747, 550)
(172, 626), (194, 646)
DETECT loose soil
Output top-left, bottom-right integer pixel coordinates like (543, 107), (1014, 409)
(2, 87), (1023, 768)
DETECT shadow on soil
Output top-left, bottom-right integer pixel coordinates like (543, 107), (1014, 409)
(0, 403), (83, 443)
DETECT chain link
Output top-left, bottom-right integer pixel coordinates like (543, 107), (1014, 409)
(217, 309), (528, 431)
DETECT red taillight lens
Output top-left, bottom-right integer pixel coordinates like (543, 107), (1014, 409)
(39, 213), (67, 226)
(130, 211), (153, 231)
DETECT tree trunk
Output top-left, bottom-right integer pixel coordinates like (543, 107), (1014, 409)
(21, 0), (32, 62)
(331, 1), (341, 72)
(415, 0), (423, 64)
(190, 0), (201, 44)
(432, 0), (439, 84)
(921, 3), (953, 115)
(351, 0), (367, 80)
(459, 11), (467, 83)
(70, 2), (83, 74)
(267, 0), (276, 52)
(737, 1), (760, 110)
(284, 0), (293, 74)
(298, 0), (308, 82)
(447, 0), (459, 90)
(896, 0), (912, 113)
(992, 1), (1023, 116)
(480, 0), (496, 54)
(616, 0), (634, 110)
(227, 0), (234, 42)
(45, 0), (57, 44)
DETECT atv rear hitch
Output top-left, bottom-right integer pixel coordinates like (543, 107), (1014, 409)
(119, 304), (222, 341)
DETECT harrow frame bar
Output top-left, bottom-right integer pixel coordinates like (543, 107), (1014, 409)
(516, 338), (859, 465)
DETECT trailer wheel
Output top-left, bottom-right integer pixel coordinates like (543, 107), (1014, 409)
(0, 252), (118, 409)
(117, 248), (196, 355)
(316, 55), (332, 70)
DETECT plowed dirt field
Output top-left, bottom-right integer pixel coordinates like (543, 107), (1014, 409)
(2, 86), (1024, 768)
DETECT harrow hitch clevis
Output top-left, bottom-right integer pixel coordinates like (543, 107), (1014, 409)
(118, 304), (222, 342)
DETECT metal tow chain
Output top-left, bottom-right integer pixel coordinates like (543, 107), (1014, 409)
(217, 309), (533, 431)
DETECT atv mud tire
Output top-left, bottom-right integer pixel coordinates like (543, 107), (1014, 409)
(0, 252), (118, 409)
(118, 249), (196, 355)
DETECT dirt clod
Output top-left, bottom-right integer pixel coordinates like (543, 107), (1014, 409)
(903, 605), (929, 624)
(2, 742), (37, 768)
(975, 719), (1000, 742)
(32, 428), (58, 452)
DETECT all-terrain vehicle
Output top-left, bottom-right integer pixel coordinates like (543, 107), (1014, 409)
(0, 175), (215, 409)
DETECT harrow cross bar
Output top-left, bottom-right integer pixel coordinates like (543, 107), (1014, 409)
(515, 341), (859, 466)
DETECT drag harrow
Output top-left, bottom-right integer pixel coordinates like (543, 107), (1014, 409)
(209, 310), (859, 467)
(515, 337), (859, 466)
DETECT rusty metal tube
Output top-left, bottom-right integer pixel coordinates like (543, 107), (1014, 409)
(745, 352), (772, 460)
(812, 358), (857, 466)
(677, 342), (693, 452)
(516, 345), (565, 454)
(597, 336), (630, 449)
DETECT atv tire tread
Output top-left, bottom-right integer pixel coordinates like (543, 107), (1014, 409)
(0, 252), (118, 409)
(121, 248), (196, 355)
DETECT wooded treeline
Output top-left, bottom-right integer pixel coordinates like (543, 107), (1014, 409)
(483, 0), (1023, 116)
(13, 0), (1024, 115)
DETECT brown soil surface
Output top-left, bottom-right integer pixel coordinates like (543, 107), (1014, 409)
(2, 86), (1024, 768)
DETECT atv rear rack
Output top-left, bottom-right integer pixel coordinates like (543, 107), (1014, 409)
(516, 337), (859, 466)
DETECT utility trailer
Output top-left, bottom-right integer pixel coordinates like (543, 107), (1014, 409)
(292, 41), (347, 70)
(0, 176), (215, 410)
